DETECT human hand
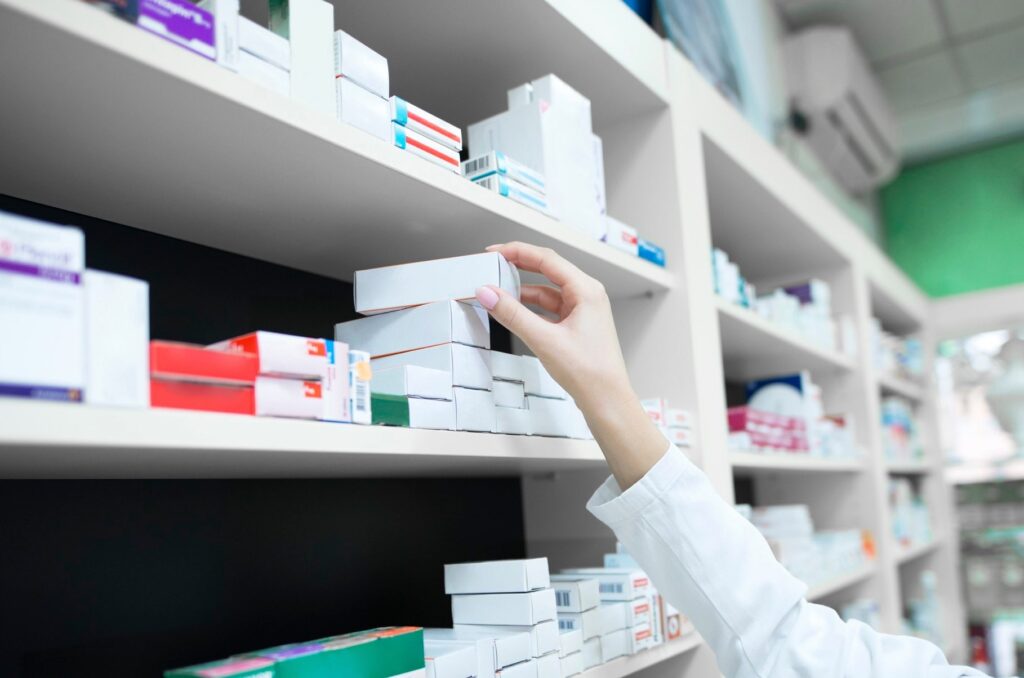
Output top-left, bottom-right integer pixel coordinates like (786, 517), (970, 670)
(474, 242), (634, 414)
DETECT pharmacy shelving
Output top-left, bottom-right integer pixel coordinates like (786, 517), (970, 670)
(716, 298), (857, 380)
(730, 452), (865, 475)
(0, 0), (673, 299)
(581, 633), (703, 678)
(878, 374), (926, 402)
(807, 563), (878, 601)
(0, 399), (608, 478)
(895, 539), (943, 565)
(0, 0), (969, 670)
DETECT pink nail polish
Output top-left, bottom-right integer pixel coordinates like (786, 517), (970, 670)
(476, 286), (499, 310)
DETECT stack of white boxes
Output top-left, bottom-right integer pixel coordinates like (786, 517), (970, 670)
(447, 558), (562, 678)
(237, 16), (291, 96)
(334, 29), (391, 142)
(468, 75), (606, 241)
(524, 357), (590, 440)
(641, 399), (694, 450)
(491, 351), (530, 436)
(603, 545), (690, 645)
(550, 575), (600, 673)
(423, 626), (533, 678)
(462, 151), (550, 216)
(561, 567), (654, 662)
(391, 96), (463, 173)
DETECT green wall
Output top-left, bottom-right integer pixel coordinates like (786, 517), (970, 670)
(881, 137), (1024, 297)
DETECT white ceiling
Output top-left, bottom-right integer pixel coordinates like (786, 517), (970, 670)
(776, 0), (1024, 162)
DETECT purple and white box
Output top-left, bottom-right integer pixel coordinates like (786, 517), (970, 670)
(0, 211), (86, 402)
(137, 0), (216, 61)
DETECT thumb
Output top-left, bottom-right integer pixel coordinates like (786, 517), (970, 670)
(476, 285), (550, 346)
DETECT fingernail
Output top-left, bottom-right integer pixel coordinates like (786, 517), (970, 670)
(485, 244), (503, 251)
(476, 286), (499, 310)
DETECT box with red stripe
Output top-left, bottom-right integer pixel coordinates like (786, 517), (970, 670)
(392, 123), (460, 173)
(390, 96), (462, 152)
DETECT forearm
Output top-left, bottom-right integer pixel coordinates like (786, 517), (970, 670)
(577, 384), (668, 490)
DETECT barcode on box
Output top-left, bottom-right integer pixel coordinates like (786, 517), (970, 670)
(463, 155), (494, 176)
(558, 619), (577, 631)
(600, 582), (624, 594)
(354, 380), (369, 413)
(555, 590), (571, 607)
(477, 176), (497, 191)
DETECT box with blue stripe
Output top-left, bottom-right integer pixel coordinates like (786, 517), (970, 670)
(472, 175), (550, 216)
(462, 151), (546, 195)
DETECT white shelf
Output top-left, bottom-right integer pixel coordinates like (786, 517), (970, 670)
(895, 539), (942, 565)
(878, 374), (926, 402)
(807, 563), (877, 601)
(0, 0), (673, 299)
(886, 459), (932, 475)
(716, 298), (857, 380)
(730, 451), (864, 474)
(581, 632), (702, 678)
(0, 400), (607, 478)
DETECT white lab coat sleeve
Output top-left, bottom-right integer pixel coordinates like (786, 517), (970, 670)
(586, 445), (986, 678)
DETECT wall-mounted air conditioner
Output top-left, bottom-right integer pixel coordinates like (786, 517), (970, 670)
(784, 27), (900, 193)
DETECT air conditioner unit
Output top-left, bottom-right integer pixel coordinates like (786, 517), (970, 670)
(784, 27), (900, 193)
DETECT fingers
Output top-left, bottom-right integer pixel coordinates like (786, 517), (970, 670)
(487, 242), (584, 289)
(475, 285), (551, 345)
(520, 284), (564, 316)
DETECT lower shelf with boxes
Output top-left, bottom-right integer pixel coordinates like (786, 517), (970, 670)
(167, 554), (698, 678)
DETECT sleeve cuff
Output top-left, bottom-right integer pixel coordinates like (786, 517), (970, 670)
(586, 444), (693, 529)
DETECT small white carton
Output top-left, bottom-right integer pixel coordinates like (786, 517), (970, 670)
(462, 151), (546, 195)
(198, 0), (240, 71)
(355, 252), (520, 316)
(535, 652), (559, 678)
(521, 357), (567, 399)
(581, 638), (601, 670)
(592, 133), (607, 218)
(83, 270), (149, 408)
(496, 406), (531, 435)
(333, 28), (388, 98)
(432, 627), (531, 669)
(604, 215), (638, 256)
(349, 349), (372, 424)
(407, 398), (456, 430)
(324, 339), (350, 422)
(255, 376), (323, 419)
(0, 213), (85, 402)
(662, 426), (693, 448)
(549, 575), (600, 613)
(272, 0), (334, 117)
(238, 49), (289, 97)
(557, 608), (602, 640)
(455, 386), (496, 433)
(495, 659), (535, 678)
(391, 96), (463, 151)
(558, 629), (582, 658)
(490, 352), (526, 384)
(210, 331), (327, 379)
(336, 300), (490, 358)
(445, 558), (550, 594)
(393, 123), (461, 173)
(424, 640), (477, 678)
(666, 407), (693, 429)
(336, 77), (390, 142)
(372, 344), (491, 391)
(451, 589), (556, 626)
(599, 602), (626, 634)
(372, 366), (452, 401)
(239, 16), (289, 70)
(456, 621), (558, 659)
(628, 623), (654, 654)
(625, 598), (654, 628)
(422, 631), (495, 678)
(473, 175), (550, 215)
(560, 652), (582, 678)
(526, 396), (574, 438)
(600, 628), (628, 663)
(492, 380), (526, 408)
(561, 568), (651, 602)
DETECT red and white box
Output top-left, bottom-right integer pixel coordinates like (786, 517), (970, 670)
(640, 398), (668, 426)
(255, 376), (324, 419)
(150, 341), (258, 385)
(628, 623), (653, 654)
(728, 405), (806, 432)
(390, 95), (462, 151)
(604, 216), (638, 256)
(561, 568), (650, 601)
(150, 379), (254, 414)
(665, 408), (693, 429)
(392, 123), (460, 173)
(209, 331), (328, 379)
(661, 426), (694, 448)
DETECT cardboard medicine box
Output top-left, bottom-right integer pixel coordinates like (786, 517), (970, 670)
(150, 341), (258, 385)
(349, 349), (372, 424)
(429, 627), (530, 669)
(496, 406), (531, 435)
(548, 575), (600, 613)
(628, 623), (654, 654)
(150, 379), (254, 415)
(581, 637), (601, 670)
(521, 357), (566, 399)
(451, 589), (556, 626)
(336, 300), (489, 358)
(557, 607), (602, 640)
(600, 628), (628, 663)
(455, 386), (496, 433)
(462, 151), (546, 194)
(84, 270), (150, 408)
(371, 393), (455, 430)
(137, 0), (216, 61)
(239, 50), (290, 96)
(561, 568), (651, 601)
(164, 656), (274, 677)
(336, 77), (391, 142)
(334, 29), (388, 98)
(604, 216), (638, 256)
(197, 0), (240, 70)
(526, 396), (574, 438)
(536, 652), (559, 678)
(422, 632), (495, 678)
(445, 558), (550, 595)
(371, 366), (452, 401)
(493, 380), (525, 409)
(391, 96), (462, 151)
(455, 621), (558, 659)
(269, 0), (335, 117)
(393, 123), (461, 173)
(372, 344), (491, 391)
(210, 331), (327, 380)
(472, 175), (549, 215)
(239, 16), (289, 70)
(490, 351), (526, 384)
(560, 651), (582, 678)
(255, 376), (324, 419)
(0, 213), (85, 403)
(559, 628), (582, 658)
(424, 640), (476, 678)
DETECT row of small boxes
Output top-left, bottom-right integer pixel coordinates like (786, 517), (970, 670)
(642, 398), (695, 450)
